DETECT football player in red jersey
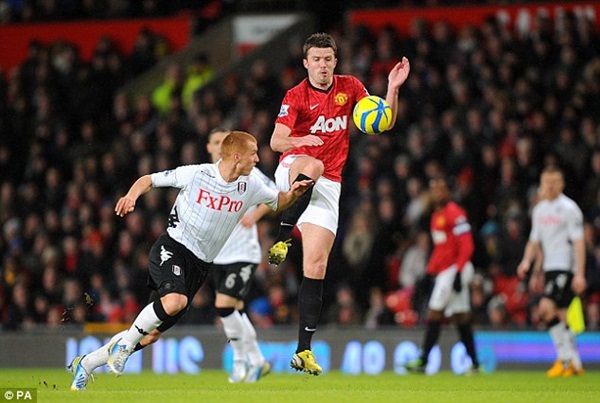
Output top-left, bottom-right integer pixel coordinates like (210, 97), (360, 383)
(268, 32), (410, 375)
(406, 177), (480, 374)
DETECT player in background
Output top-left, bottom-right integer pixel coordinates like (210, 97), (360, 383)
(68, 131), (313, 390)
(267, 32), (410, 374)
(206, 128), (275, 383)
(517, 165), (586, 377)
(405, 177), (480, 374)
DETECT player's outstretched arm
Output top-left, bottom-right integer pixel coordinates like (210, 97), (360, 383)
(115, 174), (153, 217)
(239, 203), (273, 227)
(517, 240), (539, 279)
(270, 123), (324, 153)
(275, 179), (314, 212)
(385, 56), (410, 130)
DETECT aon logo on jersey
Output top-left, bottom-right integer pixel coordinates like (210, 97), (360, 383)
(310, 115), (347, 133)
(431, 230), (447, 244)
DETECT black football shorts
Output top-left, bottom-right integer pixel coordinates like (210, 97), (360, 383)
(543, 270), (574, 309)
(211, 262), (257, 300)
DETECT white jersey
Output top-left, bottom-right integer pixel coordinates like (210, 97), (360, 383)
(529, 193), (584, 272)
(151, 163), (279, 262)
(213, 168), (277, 265)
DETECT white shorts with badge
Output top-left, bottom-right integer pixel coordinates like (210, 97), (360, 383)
(428, 261), (474, 316)
(274, 155), (341, 236)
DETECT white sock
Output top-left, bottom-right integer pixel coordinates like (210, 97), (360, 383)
(121, 302), (164, 350)
(81, 331), (126, 373)
(549, 321), (568, 362)
(565, 327), (583, 369)
(240, 312), (264, 365)
(220, 310), (245, 362)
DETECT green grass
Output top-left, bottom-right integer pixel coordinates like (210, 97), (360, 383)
(0, 369), (598, 403)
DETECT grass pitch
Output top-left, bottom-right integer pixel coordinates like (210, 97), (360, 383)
(0, 369), (598, 403)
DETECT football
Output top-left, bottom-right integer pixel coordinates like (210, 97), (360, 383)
(352, 95), (392, 135)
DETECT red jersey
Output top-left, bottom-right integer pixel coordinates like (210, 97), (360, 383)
(426, 201), (474, 275)
(275, 75), (369, 182)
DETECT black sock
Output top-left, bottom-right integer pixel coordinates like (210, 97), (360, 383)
(296, 277), (323, 353)
(547, 316), (560, 328)
(216, 307), (235, 318)
(457, 323), (479, 368)
(421, 320), (441, 364)
(276, 174), (314, 243)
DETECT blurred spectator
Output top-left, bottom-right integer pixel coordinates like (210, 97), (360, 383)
(5, 281), (35, 330)
(364, 287), (395, 330)
(487, 294), (508, 328)
(182, 53), (214, 110)
(325, 283), (363, 326)
(152, 62), (185, 116)
(398, 230), (429, 291)
(341, 209), (376, 297)
(496, 212), (527, 278)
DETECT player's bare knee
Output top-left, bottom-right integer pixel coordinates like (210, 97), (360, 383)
(161, 293), (188, 315)
(293, 157), (324, 180)
(311, 159), (325, 177)
(303, 262), (327, 279)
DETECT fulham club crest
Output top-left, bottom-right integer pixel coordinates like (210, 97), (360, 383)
(172, 265), (181, 276)
(237, 182), (247, 194)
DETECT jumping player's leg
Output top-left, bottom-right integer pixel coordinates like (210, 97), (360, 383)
(270, 156), (323, 265)
(291, 223), (335, 376)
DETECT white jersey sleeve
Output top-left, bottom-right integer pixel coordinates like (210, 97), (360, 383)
(566, 199), (584, 242)
(151, 165), (198, 189)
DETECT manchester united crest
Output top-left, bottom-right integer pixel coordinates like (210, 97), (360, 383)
(334, 92), (348, 106)
(237, 182), (247, 194)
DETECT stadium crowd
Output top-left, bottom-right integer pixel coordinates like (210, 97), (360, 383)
(1, 5), (600, 333)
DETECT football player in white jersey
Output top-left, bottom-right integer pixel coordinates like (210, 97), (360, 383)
(68, 131), (313, 390)
(518, 165), (587, 377)
(206, 128), (276, 383)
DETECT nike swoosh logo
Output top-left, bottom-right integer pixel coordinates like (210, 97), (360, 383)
(310, 104), (319, 110)
(304, 327), (316, 332)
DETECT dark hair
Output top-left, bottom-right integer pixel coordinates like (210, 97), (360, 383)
(209, 127), (228, 135)
(303, 33), (337, 58)
(541, 164), (564, 177)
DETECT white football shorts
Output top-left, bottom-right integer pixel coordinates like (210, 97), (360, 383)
(428, 261), (474, 316)
(274, 155), (341, 236)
